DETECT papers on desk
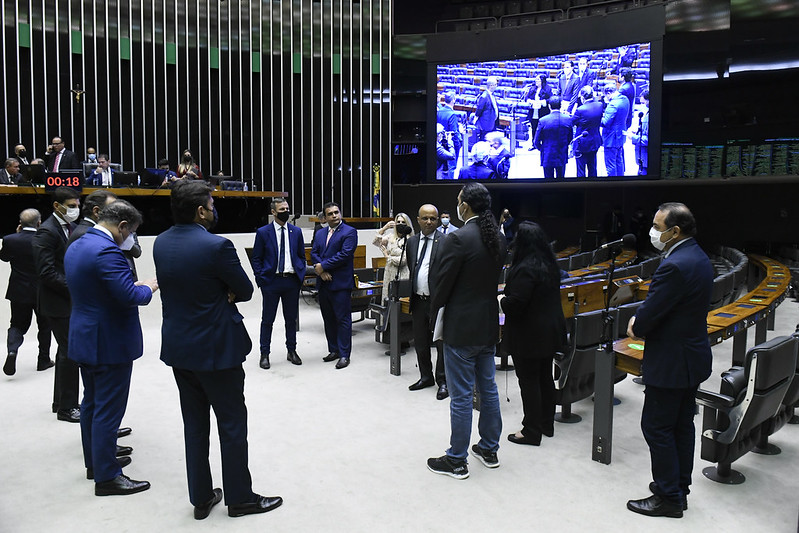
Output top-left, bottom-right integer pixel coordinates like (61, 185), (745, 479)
(433, 306), (445, 342)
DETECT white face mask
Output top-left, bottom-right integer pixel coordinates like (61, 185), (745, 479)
(62, 206), (80, 223)
(456, 202), (466, 223)
(649, 226), (673, 251)
(120, 233), (135, 251)
(440, 217), (449, 226)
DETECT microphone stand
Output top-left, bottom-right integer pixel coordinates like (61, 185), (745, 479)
(388, 235), (409, 376)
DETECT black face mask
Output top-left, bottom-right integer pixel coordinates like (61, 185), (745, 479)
(276, 211), (290, 223)
(209, 206), (219, 230)
(183, 155), (192, 163)
(17, 150), (26, 159)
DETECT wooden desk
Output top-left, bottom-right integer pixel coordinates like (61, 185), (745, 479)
(567, 249), (637, 278)
(613, 338), (644, 376)
(556, 246), (580, 259)
(304, 244), (366, 269)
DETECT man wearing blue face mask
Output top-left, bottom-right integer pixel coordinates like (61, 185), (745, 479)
(436, 211), (458, 235)
(625, 202), (713, 519)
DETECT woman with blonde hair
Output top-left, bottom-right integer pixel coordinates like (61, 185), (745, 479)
(372, 212), (414, 304)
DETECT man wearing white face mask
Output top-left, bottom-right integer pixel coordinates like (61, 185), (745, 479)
(32, 187), (82, 423)
(436, 211), (458, 235)
(625, 202), (713, 519)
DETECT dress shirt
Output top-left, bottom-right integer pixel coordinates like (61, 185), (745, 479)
(272, 220), (295, 274)
(101, 169), (112, 186)
(54, 212), (71, 239)
(415, 233), (433, 296)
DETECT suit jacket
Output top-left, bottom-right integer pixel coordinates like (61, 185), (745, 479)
(572, 100), (604, 153)
(310, 222), (357, 291)
(154, 224), (254, 371)
(458, 162), (496, 180)
(65, 228), (152, 366)
(570, 69), (597, 111)
(632, 239), (713, 388)
(436, 105), (462, 148)
(619, 81), (636, 129)
(46, 149), (81, 171)
(437, 224), (458, 236)
(522, 84), (551, 120)
(601, 93), (630, 149)
(474, 90), (498, 133)
(32, 214), (74, 317)
(406, 231), (443, 312)
(431, 218), (506, 346)
(534, 110), (573, 167)
(500, 258), (566, 359)
(0, 169), (20, 185)
(0, 228), (39, 304)
(250, 221), (307, 287)
(88, 167), (116, 186)
(67, 219), (95, 246)
(557, 74), (579, 107)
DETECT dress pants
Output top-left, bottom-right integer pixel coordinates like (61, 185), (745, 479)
(543, 166), (565, 179)
(411, 294), (445, 385)
(259, 274), (301, 355)
(80, 362), (132, 483)
(576, 151), (598, 177)
(7, 300), (51, 355)
(48, 316), (79, 412)
(172, 366), (254, 506)
(513, 356), (555, 443)
(604, 146), (624, 176)
(641, 385), (698, 505)
(318, 286), (352, 358)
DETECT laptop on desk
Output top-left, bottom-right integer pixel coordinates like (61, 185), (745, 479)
(139, 168), (168, 188)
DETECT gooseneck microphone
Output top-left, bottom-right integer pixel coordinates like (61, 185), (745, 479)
(599, 233), (636, 250)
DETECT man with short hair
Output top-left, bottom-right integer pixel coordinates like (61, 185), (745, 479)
(571, 86), (604, 178)
(65, 200), (158, 496)
(473, 77), (499, 141)
(13, 144), (30, 166)
(251, 197), (306, 370)
(458, 141), (496, 180)
(1, 209), (53, 376)
(32, 187), (81, 422)
(570, 56), (596, 113)
(630, 89), (650, 175)
(0, 158), (22, 185)
(626, 202), (713, 519)
(311, 202), (357, 369)
(89, 154), (115, 186)
(45, 137), (81, 171)
(557, 60), (579, 111)
(437, 91), (462, 165)
(437, 211), (458, 235)
(533, 95), (573, 179)
(68, 190), (118, 246)
(154, 180), (282, 519)
(601, 82), (630, 177)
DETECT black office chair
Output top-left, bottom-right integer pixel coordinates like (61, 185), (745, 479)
(752, 333), (799, 454)
(696, 335), (798, 484)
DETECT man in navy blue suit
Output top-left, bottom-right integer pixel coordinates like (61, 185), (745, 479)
(626, 202), (713, 519)
(473, 77), (499, 141)
(65, 200), (157, 496)
(250, 197), (306, 370)
(88, 154), (116, 186)
(533, 95), (573, 179)
(571, 86), (604, 178)
(437, 91), (462, 164)
(154, 180), (282, 519)
(311, 201), (357, 369)
(601, 82), (630, 177)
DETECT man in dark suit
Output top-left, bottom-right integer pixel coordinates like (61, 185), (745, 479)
(311, 201), (358, 369)
(626, 202), (713, 519)
(557, 60), (579, 112)
(32, 187), (81, 423)
(88, 154), (116, 187)
(533, 96), (573, 179)
(1, 209), (53, 376)
(45, 137), (81, 171)
(571, 86), (604, 178)
(458, 141), (497, 181)
(0, 158), (22, 185)
(154, 180), (282, 519)
(601, 82), (630, 177)
(68, 190), (118, 246)
(406, 204), (447, 400)
(250, 197), (306, 370)
(619, 68), (637, 131)
(65, 200), (157, 496)
(427, 183), (506, 479)
(437, 91), (462, 165)
(473, 77), (499, 141)
(568, 57), (596, 113)
(13, 144), (30, 166)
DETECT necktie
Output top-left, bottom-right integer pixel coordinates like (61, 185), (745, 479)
(278, 226), (286, 273)
(417, 237), (428, 276)
(54, 152), (62, 171)
(442, 226), (447, 234)
(326, 227), (334, 246)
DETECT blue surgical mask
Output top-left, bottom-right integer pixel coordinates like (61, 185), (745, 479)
(88, 153), (97, 162)
(441, 217), (450, 226)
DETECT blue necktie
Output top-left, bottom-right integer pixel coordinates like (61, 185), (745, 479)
(278, 226), (286, 273)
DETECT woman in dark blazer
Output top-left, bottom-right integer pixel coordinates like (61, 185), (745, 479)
(522, 74), (552, 150)
(500, 222), (567, 445)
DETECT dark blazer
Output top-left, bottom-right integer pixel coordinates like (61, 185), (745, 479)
(458, 162), (496, 180)
(310, 222), (357, 292)
(601, 93), (630, 149)
(557, 74), (579, 107)
(570, 69), (597, 110)
(488, 147), (511, 179)
(154, 224), (254, 371)
(431, 218), (506, 346)
(571, 100), (604, 153)
(500, 258), (567, 359)
(522, 84), (552, 119)
(437, 104), (462, 148)
(67, 219), (95, 246)
(65, 228), (152, 366)
(46, 149), (81, 171)
(32, 214), (74, 317)
(251, 222), (307, 287)
(632, 238), (713, 388)
(0, 169), (20, 185)
(0, 228), (39, 304)
(534, 110), (573, 167)
(87, 167), (116, 186)
(406, 231), (443, 312)
(619, 81), (636, 129)
(474, 90), (498, 133)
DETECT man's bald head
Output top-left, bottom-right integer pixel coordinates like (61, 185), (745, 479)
(19, 208), (41, 228)
(417, 204), (439, 236)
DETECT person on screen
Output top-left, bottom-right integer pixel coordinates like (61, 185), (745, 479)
(473, 77), (499, 141)
(629, 89), (649, 176)
(619, 68), (637, 131)
(614, 44), (637, 75)
(485, 132), (510, 180)
(522, 74), (552, 151)
(571, 86), (603, 178)
(533, 96), (572, 179)
(437, 91), (462, 167)
(557, 61), (579, 114)
(436, 124), (456, 180)
(601, 82), (630, 177)
(458, 142), (496, 180)
(570, 57), (596, 114)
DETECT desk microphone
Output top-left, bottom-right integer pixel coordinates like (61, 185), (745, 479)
(599, 233), (636, 250)
(291, 214), (301, 223)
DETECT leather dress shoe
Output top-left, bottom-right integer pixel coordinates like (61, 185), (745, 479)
(228, 494), (283, 517)
(36, 356), (55, 371)
(57, 408), (80, 423)
(195, 488), (223, 520)
(117, 427), (132, 438)
(287, 350), (302, 365)
(3, 354), (17, 376)
(259, 354), (270, 370)
(116, 445), (133, 457)
(95, 474), (151, 496)
(322, 352), (339, 363)
(335, 357), (350, 369)
(87, 456), (132, 480)
(649, 482), (688, 510)
(436, 383), (449, 400)
(408, 378), (434, 391)
(626, 494), (683, 518)
(507, 433), (541, 446)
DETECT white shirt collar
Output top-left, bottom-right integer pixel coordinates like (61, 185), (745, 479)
(94, 224), (115, 242)
(664, 237), (691, 258)
(21, 227), (37, 232)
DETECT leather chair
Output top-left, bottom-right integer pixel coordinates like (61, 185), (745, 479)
(696, 335), (798, 484)
(753, 332), (799, 454)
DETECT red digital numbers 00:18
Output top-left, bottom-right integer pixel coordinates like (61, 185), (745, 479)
(46, 176), (81, 187)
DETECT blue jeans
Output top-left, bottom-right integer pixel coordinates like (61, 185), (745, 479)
(444, 343), (502, 461)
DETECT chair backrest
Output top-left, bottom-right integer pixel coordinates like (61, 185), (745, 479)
(616, 301), (643, 338)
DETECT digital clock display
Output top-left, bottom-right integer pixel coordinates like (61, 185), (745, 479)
(44, 172), (83, 192)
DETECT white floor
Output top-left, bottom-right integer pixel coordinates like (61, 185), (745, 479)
(1, 235), (798, 532)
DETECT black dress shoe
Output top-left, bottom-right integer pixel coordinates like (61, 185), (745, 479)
(649, 482), (688, 510)
(507, 433), (541, 446)
(195, 488), (223, 520)
(287, 350), (302, 365)
(57, 408), (80, 423)
(322, 352), (339, 363)
(436, 383), (449, 400)
(117, 427), (132, 438)
(116, 445), (133, 457)
(228, 494), (283, 517)
(626, 494), (683, 518)
(335, 357), (350, 369)
(408, 378), (434, 391)
(87, 456), (132, 480)
(36, 357), (55, 371)
(259, 354), (270, 370)
(95, 474), (151, 496)
(3, 354), (17, 376)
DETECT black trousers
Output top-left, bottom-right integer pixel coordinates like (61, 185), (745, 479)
(410, 294), (445, 385)
(48, 315), (79, 412)
(7, 300), (51, 356)
(513, 356), (555, 442)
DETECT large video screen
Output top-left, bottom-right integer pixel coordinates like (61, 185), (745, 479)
(434, 42), (653, 181)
